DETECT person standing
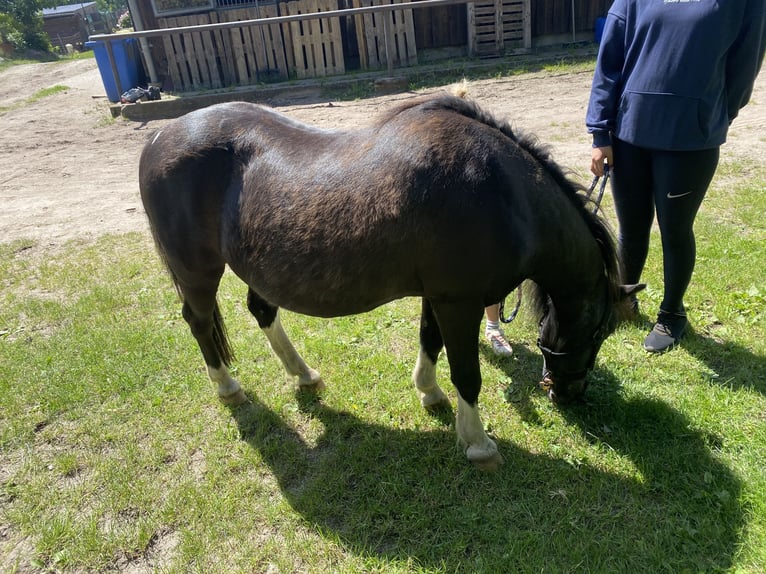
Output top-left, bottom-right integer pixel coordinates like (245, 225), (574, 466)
(586, 0), (765, 353)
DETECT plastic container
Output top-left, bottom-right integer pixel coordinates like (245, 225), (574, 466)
(594, 17), (607, 44)
(85, 38), (143, 103)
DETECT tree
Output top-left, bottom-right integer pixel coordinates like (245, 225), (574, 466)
(0, 0), (52, 51)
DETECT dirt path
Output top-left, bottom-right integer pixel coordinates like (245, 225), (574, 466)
(1, 58), (763, 251)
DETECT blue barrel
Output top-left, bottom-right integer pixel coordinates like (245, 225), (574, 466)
(594, 17), (607, 44)
(85, 38), (143, 103)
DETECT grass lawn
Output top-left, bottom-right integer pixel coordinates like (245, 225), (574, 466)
(1, 106), (765, 573)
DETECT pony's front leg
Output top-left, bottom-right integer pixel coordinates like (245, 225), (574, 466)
(431, 300), (503, 470)
(455, 394), (501, 471)
(247, 289), (324, 392)
(413, 299), (449, 409)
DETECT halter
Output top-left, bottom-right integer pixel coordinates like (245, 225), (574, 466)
(500, 167), (611, 324)
(536, 283), (613, 384)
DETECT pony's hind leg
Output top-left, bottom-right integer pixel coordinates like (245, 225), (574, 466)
(179, 282), (247, 406)
(246, 289), (324, 392)
(413, 298), (449, 409)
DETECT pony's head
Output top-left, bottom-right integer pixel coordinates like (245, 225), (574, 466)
(535, 283), (645, 404)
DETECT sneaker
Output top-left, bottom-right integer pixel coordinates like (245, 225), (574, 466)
(643, 311), (688, 353)
(486, 328), (513, 356)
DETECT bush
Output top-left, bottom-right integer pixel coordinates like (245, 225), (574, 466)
(0, 0), (52, 53)
(0, 12), (25, 52)
(116, 10), (132, 29)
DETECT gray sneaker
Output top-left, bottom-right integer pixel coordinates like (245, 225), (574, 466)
(643, 311), (687, 353)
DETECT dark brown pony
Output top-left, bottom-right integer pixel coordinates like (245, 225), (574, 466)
(139, 93), (641, 469)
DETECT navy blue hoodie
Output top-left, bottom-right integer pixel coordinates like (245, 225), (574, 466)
(586, 0), (766, 151)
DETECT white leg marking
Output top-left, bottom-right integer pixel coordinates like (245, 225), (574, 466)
(263, 311), (324, 391)
(208, 364), (247, 405)
(412, 349), (448, 408)
(456, 394), (503, 470)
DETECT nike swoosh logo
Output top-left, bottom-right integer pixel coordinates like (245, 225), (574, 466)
(667, 190), (695, 199)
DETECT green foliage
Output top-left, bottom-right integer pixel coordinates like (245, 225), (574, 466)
(116, 7), (131, 28)
(0, 12), (25, 48)
(0, 0), (50, 51)
(93, 0), (127, 17)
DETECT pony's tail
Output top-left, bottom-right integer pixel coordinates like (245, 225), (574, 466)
(211, 302), (235, 367)
(169, 268), (236, 368)
(149, 227), (235, 368)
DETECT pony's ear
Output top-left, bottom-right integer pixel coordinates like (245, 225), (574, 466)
(619, 283), (647, 300)
(614, 283), (648, 322)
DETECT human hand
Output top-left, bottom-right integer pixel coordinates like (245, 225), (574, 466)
(591, 146), (613, 177)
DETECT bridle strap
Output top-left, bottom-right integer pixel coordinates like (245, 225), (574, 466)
(537, 340), (590, 381)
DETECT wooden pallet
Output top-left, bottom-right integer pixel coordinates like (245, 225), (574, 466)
(467, 0), (530, 57)
(352, 0), (417, 70)
(215, 6), (289, 85)
(280, 0), (345, 79)
(159, 13), (223, 91)
(159, 7), (289, 92)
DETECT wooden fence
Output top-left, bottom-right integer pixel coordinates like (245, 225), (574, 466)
(92, 0), (531, 94)
(157, 0), (425, 89)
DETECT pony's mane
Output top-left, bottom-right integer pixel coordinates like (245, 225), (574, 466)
(382, 93), (623, 311)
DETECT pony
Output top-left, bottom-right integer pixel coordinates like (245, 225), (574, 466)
(139, 93), (642, 469)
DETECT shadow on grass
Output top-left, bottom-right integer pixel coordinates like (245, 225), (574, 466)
(683, 329), (766, 395)
(228, 367), (743, 572)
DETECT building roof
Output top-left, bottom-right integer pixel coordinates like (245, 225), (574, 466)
(42, 3), (98, 17)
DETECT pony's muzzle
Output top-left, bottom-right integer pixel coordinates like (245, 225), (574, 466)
(539, 375), (588, 404)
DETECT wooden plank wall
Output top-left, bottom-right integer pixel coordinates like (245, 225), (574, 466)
(412, 3), (466, 49)
(352, 0), (417, 69)
(280, 0), (345, 78)
(151, 0), (609, 91)
(467, 0), (529, 57)
(532, 0), (611, 37)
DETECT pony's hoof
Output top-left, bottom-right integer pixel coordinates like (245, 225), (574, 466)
(219, 388), (249, 406)
(470, 451), (504, 472)
(422, 395), (451, 412)
(297, 370), (325, 394)
(419, 388), (449, 410)
(465, 440), (503, 471)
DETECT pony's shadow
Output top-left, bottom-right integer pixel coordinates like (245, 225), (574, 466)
(480, 340), (550, 425)
(228, 373), (743, 571)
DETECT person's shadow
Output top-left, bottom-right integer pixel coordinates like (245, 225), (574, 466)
(682, 327), (766, 395)
(228, 350), (744, 571)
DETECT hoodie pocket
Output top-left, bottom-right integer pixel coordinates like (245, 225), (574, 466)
(617, 91), (706, 150)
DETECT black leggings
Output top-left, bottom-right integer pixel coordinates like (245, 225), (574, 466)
(611, 138), (719, 315)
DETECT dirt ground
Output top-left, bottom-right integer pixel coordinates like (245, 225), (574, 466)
(1, 57), (764, 251)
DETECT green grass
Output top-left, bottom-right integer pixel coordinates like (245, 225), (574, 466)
(0, 84), (71, 117)
(1, 133), (765, 573)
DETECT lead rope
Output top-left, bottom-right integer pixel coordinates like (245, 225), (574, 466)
(499, 165), (611, 324)
(586, 164), (610, 215)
